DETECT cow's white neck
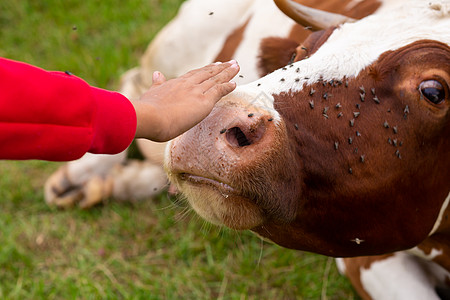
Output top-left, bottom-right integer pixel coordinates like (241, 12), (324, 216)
(241, 0), (450, 97)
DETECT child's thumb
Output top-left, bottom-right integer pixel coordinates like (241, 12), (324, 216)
(152, 71), (166, 85)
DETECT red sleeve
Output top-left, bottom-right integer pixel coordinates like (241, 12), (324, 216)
(0, 58), (137, 161)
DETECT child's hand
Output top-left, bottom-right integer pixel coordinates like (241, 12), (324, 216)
(131, 60), (240, 142)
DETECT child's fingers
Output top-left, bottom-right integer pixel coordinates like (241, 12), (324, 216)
(203, 81), (237, 102)
(182, 60), (239, 83)
(199, 63), (240, 92)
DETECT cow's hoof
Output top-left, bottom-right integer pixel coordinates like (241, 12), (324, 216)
(44, 166), (113, 209)
(78, 176), (113, 209)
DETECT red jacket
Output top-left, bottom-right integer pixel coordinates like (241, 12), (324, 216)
(0, 58), (136, 161)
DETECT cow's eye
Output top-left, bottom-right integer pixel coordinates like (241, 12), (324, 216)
(419, 80), (446, 105)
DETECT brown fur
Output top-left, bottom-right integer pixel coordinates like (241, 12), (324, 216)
(258, 37), (300, 76)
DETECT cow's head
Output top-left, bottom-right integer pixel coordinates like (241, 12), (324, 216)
(165, 0), (450, 257)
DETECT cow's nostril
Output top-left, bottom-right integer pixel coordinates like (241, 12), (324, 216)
(226, 127), (252, 147)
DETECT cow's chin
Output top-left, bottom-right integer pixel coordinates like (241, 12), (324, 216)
(175, 174), (265, 230)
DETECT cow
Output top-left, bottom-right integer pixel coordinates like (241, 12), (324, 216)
(165, 1), (450, 299)
(44, 0), (450, 299)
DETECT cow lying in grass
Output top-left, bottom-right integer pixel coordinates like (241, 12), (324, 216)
(45, 0), (450, 299)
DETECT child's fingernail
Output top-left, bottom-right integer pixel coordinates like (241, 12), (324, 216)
(227, 59), (237, 64)
(214, 61), (222, 65)
(230, 63), (239, 69)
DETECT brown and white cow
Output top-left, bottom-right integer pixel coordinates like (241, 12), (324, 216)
(165, 1), (450, 299)
(45, 0), (450, 299)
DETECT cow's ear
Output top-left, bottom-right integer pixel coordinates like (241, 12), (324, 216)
(293, 26), (336, 62)
(258, 37), (300, 77)
(274, 0), (380, 31)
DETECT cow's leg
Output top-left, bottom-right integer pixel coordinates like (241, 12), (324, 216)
(44, 152), (127, 208)
(337, 252), (443, 300)
(45, 153), (167, 208)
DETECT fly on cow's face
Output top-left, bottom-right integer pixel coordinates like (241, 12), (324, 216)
(350, 119), (355, 127)
(373, 96), (380, 104)
(353, 112), (360, 118)
(337, 112), (343, 118)
(360, 155), (365, 163)
(393, 126), (398, 134)
(268, 117), (273, 122)
(351, 238), (365, 245)
(334, 142), (339, 150)
(295, 78), (300, 82)
(356, 103), (361, 109)
(220, 128), (227, 134)
(323, 92), (329, 100)
(359, 86), (366, 94)
(383, 121), (390, 128)
(403, 107), (410, 119)
(360, 93), (365, 102)
(248, 113), (254, 117)
(309, 100), (314, 109)
(310, 88), (316, 96)
(371, 88), (376, 95)
(336, 103), (342, 109)
(348, 137), (353, 145)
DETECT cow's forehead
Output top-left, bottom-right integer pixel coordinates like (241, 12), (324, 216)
(245, 0), (450, 97)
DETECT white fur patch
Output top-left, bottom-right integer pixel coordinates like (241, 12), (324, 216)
(360, 252), (443, 300)
(335, 257), (347, 275)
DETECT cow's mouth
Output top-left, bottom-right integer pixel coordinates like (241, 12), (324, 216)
(179, 173), (237, 196)
(174, 172), (265, 229)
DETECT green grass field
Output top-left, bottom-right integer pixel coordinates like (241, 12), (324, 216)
(0, 1), (358, 299)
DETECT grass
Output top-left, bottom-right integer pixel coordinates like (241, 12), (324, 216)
(0, 1), (358, 299)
